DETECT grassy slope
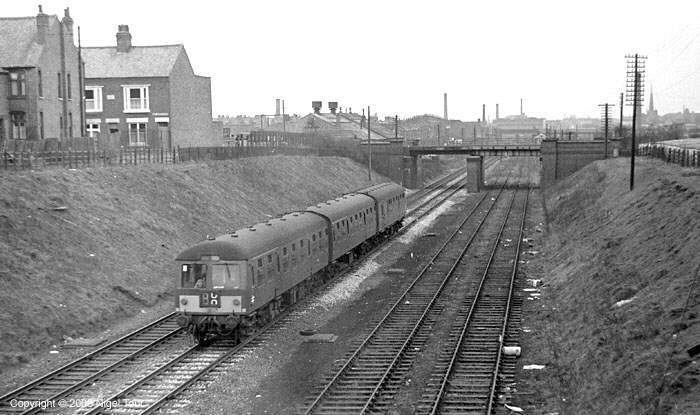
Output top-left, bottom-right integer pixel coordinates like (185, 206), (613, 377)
(0, 156), (389, 369)
(543, 158), (700, 414)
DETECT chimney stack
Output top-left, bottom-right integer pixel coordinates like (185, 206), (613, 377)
(116, 25), (132, 53)
(312, 101), (322, 114)
(275, 99), (281, 116)
(328, 101), (338, 114)
(520, 98), (523, 116)
(496, 104), (499, 120)
(36, 5), (49, 44)
(482, 104), (486, 124)
(62, 7), (74, 36)
(443, 93), (448, 120)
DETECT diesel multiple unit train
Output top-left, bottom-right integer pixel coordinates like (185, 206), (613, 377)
(175, 182), (407, 342)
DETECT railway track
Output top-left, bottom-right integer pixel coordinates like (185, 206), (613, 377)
(305, 183), (516, 414)
(407, 157), (499, 209)
(2, 171), (488, 415)
(417, 188), (529, 414)
(302, 181), (522, 414)
(0, 314), (184, 415)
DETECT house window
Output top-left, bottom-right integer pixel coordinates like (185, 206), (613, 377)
(11, 112), (26, 139)
(38, 69), (43, 97)
(123, 85), (149, 112)
(68, 112), (73, 137)
(86, 122), (100, 137)
(85, 87), (103, 112)
(9, 71), (26, 96)
(40, 112), (44, 139)
(128, 122), (147, 146)
(57, 72), (62, 98)
(66, 74), (72, 99)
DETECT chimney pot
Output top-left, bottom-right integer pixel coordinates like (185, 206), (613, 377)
(328, 101), (338, 114)
(62, 7), (74, 35)
(116, 25), (132, 53)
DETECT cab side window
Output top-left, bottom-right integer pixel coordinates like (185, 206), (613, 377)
(182, 263), (208, 288)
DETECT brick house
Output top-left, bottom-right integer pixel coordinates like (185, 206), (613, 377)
(0, 6), (81, 144)
(82, 25), (215, 150)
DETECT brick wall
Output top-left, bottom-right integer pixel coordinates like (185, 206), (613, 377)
(84, 76), (170, 147)
(169, 51), (216, 147)
(35, 17), (81, 139)
(541, 139), (620, 183)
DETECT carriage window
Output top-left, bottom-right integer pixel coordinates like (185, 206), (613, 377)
(258, 258), (263, 267)
(181, 263), (208, 288)
(283, 247), (288, 255)
(268, 254), (272, 263)
(292, 243), (296, 251)
(300, 240), (304, 247)
(212, 264), (244, 289)
(312, 234), (316, 242)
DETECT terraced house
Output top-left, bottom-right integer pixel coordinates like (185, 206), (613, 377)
(82, 25), (216, 150)
(0, 6), (81, 144)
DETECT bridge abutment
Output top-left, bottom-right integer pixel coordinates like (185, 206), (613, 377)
(403, 155), (422, 189)
(466, 155), (483, 192)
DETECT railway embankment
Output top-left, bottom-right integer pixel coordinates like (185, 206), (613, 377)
(0, 155), (398, 373)
(518, 157), (700, 414)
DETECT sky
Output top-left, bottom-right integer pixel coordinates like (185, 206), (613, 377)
(4, 0), (700, 120)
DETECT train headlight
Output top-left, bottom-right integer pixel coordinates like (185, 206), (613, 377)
(251, 295), (255, 304)
(180, 298), (188, 305)
(233, 298), (241, 306)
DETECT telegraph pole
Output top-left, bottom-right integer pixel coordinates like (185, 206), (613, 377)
(282, 99), (286, 140)
(367, 105), (372, 181)
(625, 54), (647, 191)
(78, 26), (85, 138)
(599, 103), (615, 159)
(619, 92), (624, 137)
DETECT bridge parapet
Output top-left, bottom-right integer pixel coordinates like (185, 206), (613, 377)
(407, 145), (540, 156)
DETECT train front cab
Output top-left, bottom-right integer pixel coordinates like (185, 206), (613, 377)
(176, 257), (251, 340)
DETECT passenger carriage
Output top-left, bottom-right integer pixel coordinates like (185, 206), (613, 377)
(174, 182), (406, 342)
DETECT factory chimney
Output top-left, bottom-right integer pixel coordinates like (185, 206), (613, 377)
(275, 99), (281, 116)
(443, 93), (448, 120)
(482, 104), (486, 124)
(312, 101), (322, 114)
(496, 103), (499, 120)
(520, 98), (523, 116)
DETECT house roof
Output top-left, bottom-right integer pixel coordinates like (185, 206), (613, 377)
(82, 44), (183, 78)
(0, 16), (52, 68)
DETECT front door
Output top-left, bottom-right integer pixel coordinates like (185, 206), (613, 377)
(158, 123), (171, 151)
